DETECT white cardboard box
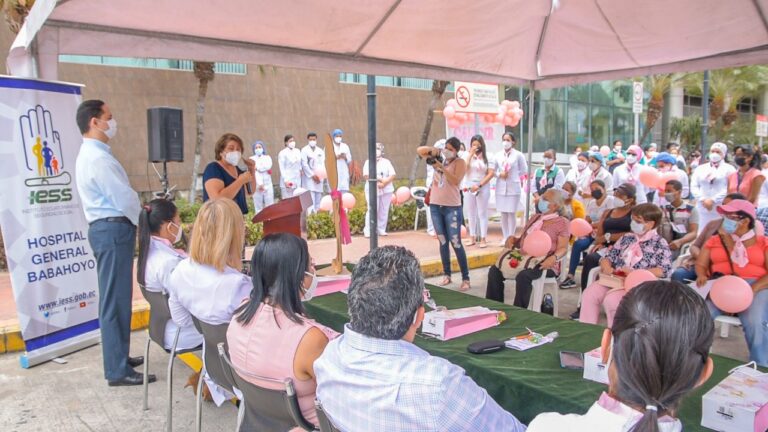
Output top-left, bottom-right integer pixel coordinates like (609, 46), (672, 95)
(583, 347), (609, 385)
(702, 366), (768, 432)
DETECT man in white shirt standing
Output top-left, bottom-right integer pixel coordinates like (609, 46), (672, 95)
(278, 134), (302, 199)
(612, 144), (647, 203)
(315, 246), (526, 432)
(75, 100), (153, 386)
(331, 128), (352, 193)
(300, 132), (325, 212)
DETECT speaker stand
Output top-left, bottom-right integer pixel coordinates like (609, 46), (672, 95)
(160, 161), (169, 197)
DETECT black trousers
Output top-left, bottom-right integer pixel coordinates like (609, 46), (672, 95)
(580, 252), (602, 291)
(485, 265), (555, 308)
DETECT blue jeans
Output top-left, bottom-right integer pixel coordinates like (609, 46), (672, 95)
(671, 267), (697, 283)
(429, 204), (470, 281)
(567, 237), (593, 276)
(88, 220), (137, 381)
(708, 287), (768, 367)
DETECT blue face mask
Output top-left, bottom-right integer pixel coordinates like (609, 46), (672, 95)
(722, 218), (739, 234)
(537, 199), (550, 213)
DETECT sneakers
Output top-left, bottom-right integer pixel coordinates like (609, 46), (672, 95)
(559, 277), (577, 289)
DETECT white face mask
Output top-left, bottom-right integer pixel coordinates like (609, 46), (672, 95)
(577, 161), (587, 171)
(503, 140), (513, 151)
(626, 154), (638, 164)
(301, 271), (318, 302)
(287, 141), (296, 149)
(709, 152), (722, 163)
(589, 161), (600, 172)
(442, 149), (456, 160)
(544, 157), (554, 167)
(254, 147), (264, 156)
(224, 151), (241, 166)
(168, 222), (183, 244)
(334, 136), (342, 144)
(376, 149), (382, 158)
(630, 220), (647, 235)
(309, 140), (317, 147)
(99, 118), (117, 139)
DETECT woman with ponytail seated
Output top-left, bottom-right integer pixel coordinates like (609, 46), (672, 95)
(528, 281), (714, 431)
(137, 199), (202, 351)
(226, 233), (338, 427)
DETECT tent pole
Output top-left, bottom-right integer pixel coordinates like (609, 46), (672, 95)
(367, 75), (378, 250)
(701, 70), (710, 155)
(525, 81), (535, 226)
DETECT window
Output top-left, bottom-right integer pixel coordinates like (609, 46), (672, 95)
(59, 55), (247, 75)
(737, 97), (757, 114)
(338, 73), (442, 91)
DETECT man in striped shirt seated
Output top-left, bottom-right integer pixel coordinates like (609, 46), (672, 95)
(314, 246), (526, 432)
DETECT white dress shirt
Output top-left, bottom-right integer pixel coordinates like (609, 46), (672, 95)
(75, 138), (141, 224)
(249, 154), (273, 188)
(315, 325), (525, 432)
(167, 258), (251, 327)
(362, 158), (396, 195)
(143, 238), (203, 351)
(612, 162), (647, 203)
(301, 144), (326, 192)
(278, 147), (303, 188)
(333, 142), (352, 191)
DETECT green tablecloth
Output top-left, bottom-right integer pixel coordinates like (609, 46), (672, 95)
(304, 284), (745, 430)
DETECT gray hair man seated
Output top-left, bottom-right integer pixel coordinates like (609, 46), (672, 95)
(314, 246), (525, 431)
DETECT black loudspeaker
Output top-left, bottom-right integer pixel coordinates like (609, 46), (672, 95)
(147, 107), (184, 162)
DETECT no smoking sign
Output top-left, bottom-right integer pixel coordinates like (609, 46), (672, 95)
(456, 86), (471, 108)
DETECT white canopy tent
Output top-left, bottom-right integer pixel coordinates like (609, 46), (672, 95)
(7, 0), (768, 235)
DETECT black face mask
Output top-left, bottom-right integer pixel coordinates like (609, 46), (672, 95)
(591, 189), (604, 199)
(735, 156), (747, 167)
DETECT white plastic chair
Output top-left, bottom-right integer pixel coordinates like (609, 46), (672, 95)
(528, 256), (566, 317)
(716, 315), (742, 338)
(410, 186), (428, 230)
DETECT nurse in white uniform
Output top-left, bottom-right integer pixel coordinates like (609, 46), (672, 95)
(463, 134), (495, 248)
(612, 144), (647, 203)
(278, 134), (302, 199)
(137, 199), (203, 352)
(331, 128), (352, 193)
(300, 132), (325, 212)
(362, 143), (396, 237)
(566, 151), (591, 203)
(425, 139), (446, 236)
(494, 132), (527, 242)
(249, 140), (274, 213)
(690, 142), (736, 233)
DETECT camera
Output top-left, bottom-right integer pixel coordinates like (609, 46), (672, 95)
(425, 154), (444, 166)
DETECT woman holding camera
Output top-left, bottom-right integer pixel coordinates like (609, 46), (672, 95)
(418, 138), (471, 291)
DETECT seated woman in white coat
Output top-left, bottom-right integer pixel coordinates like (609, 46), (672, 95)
(167, 198), (251, 406)
(362, 142), (396, 237)
(494, 132), (527, 242)
(137, 199), (203, 351)
(528, 281), (714, 432)
(249, 140), (274, 213)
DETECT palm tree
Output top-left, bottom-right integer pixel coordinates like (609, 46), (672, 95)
(638, 73), (680, 145)
(189, 61), (215, 202)
(685, 66), (768, 129)
(408, 79), (449, 186)
(0, 0), (34, 34)
(669, 116), (702, 153)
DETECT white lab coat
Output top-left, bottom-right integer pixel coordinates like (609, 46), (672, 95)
(587, 167), (614, 193)
(143, 238), (203, 351)
(494, 149), (527, 212)
(363, 158), (396, 235)
(278, 147), (303, 193)
(691, 161), (737, 232)
(250, 154), (274, 213)
(612, 163), (647, 203)
(333, 142), (352, 192)
(566, 166), (592, 203)
(301, 144), (325, 193)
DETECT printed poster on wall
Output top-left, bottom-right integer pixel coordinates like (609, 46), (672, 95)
(0, 76), (99, 368)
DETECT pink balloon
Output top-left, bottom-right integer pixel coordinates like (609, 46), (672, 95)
(711, 275), (754, 313)
(495, 113), (506, 123)
(391, 193), (399, 204)
(342, 192), (356, 209)
(522, 230), (552, 258)
(570, 218), (593, 237)
(657, 171), (679, 188)
(510, 101), (521, 110)
(460, 225), (468, 237)
(498, 104), (508, 115)
(639, 166), (662, 188)
(446, 98), (458, 108)
(447, 118), (462, 128)
(319, 195), (332, 212)
(624, 269), (657, 292)
(395, 186), (411, 204)
(501, 100), (513, 107)
(508, 118), (520, 127)
(600, 145), (611, 156)
(314, 166), (327, 180)
(443, 105), (456, 119)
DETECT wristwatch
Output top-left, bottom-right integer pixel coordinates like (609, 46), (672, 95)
(604, 233), (611, 242)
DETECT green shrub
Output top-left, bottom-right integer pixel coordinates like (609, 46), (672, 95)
(175, 197), (202, 224)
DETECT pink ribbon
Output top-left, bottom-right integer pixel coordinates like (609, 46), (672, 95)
(331, 190), (352, 245)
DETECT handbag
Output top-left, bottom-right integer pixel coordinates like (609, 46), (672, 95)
(598, 272), (626, 289)
(495, 248), (549, 280)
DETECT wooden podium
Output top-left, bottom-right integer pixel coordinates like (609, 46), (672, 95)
(252, 191), (313, 237)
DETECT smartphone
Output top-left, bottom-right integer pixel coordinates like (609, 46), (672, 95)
(559, 351), (584, 370)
